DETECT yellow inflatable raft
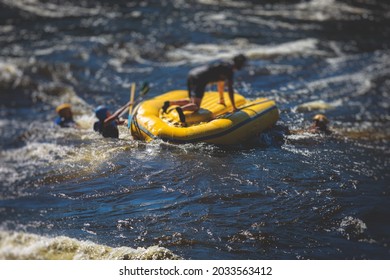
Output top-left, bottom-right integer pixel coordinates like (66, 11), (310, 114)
(130, 90), (279, 145)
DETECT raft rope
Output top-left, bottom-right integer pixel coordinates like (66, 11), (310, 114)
(132, 100), (278, 144)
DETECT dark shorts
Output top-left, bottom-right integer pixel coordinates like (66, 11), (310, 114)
(187, 76), (206, 99)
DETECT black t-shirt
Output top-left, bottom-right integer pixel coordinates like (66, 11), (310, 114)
(94, 120), (119, 138)
(188, 62), (234, 86)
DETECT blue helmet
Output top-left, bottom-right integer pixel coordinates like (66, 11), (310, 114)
(95, 105), (108, 120)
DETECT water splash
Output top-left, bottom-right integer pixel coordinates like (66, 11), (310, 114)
(166, 38), (323, 64)
(1, 0), (102, 18)
(0, 230), (180, 260)
(337, 216), (367, 241)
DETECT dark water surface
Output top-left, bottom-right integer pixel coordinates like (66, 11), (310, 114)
(0, 0), (389, 259)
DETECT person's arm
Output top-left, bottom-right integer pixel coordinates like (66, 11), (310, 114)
(104, 101), (132, 125)
(227, 80), (237, 112)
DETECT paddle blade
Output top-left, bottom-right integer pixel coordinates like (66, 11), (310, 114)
(140, 82), (150, 96)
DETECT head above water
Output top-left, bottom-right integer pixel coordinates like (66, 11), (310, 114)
(233, 54), (247, 70)
(313, 114), (329, 124)
(56, 103), (73, 118)
(312, 114), (329, 132)
(95, 105), (108, 121)
(56, 103), (71, 113)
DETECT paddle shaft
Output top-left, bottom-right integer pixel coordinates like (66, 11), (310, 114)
(118, 83), (150, 118)
(129, 83), (136, 115)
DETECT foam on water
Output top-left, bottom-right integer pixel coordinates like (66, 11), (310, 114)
(0, 0), (389, 260)
(0, 62), (23, 84)
(295, 0), (370, 21)
(295, 99), (342, 112)
(1, 0), (101, 18)
(166, 38), (323, 64)
(0, 139), (74, 197)
(243, 0), (372, 22)
(0, 230), (179, 260)
(337, 216), (367, 241)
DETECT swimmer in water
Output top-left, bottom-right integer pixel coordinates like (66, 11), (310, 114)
(286, 114), (332, 136)
(54, 103), (78, 128)
(309, 114), (332, 135)
(93, 102), (132, 138)
(162, 54), (247, 123)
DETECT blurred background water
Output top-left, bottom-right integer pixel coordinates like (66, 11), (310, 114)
(0, 0), (389, 259)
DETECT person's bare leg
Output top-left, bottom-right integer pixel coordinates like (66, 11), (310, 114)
(181, 97), (201, 112)
(217, 81), (225, 105)
(169, 99), (191, 106)
(163, 99), (190, 113)
(175, 97), (201, 123)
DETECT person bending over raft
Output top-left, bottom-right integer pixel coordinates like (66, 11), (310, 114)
(54, 103), (78, 128)
(93, 102), (132, 138)
(162, 54), (247, 123)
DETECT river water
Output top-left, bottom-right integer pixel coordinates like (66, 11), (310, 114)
(0, 0), (389, 260)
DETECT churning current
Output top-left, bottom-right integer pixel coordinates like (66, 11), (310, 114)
(0, 0), (389, 260)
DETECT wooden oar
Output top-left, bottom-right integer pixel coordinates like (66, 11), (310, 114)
(117, 82), (150, 117)
(102, 82), (150, 128)
(127, 82), (150, 128)
(129, 82), (136, 115)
